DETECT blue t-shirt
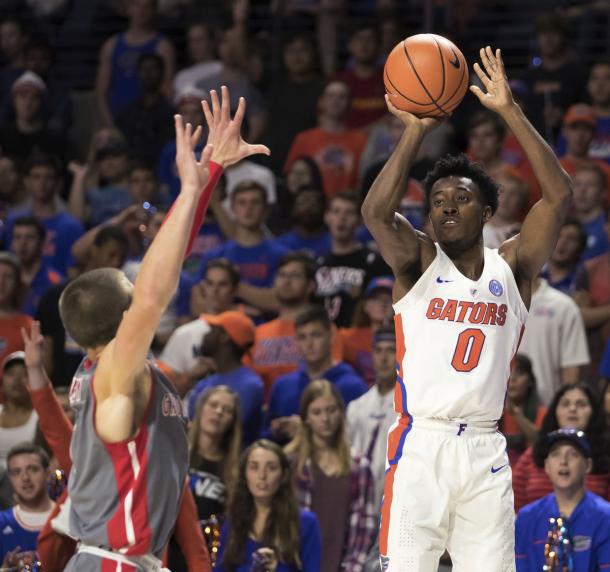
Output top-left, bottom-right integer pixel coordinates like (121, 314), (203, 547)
(515, 491), (610, 571)
(22, 262), (65, 317)
(214, 510), (321, 572)
(581, 214), (610, 261)
(86, 185), (133, 227)
(599, 339), (610, 379)
(5, 210), (84, 274)
(196, 240), (289, 288)
(539, 263), (582, 295)
(188, 366), (264, 446)
(275, 231), (331, 259)
(0, 507), (41, 564)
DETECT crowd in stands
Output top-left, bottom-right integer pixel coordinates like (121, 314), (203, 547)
(0, 0), (609, 570)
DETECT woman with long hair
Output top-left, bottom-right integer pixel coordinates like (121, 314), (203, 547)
(285, 379), (376, 572)
(215, 439), (321, 572)
(512, 382), (610, 511)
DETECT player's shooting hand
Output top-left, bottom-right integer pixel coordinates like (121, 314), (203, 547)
(174, 113), (214, 195)
(21, 321), (45, 372)
(201, 85), (270, 168)
(384, 94), (440, 133)
(470, 46), (516, 115)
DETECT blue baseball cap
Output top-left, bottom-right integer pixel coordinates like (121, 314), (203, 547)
(364, 276), (394, 298)
(545, 428), (591, 458)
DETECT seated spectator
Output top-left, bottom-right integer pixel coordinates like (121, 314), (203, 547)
(187, 311), (263, 445)
(0, 156), (25, 216)
(169, 385), (241, 569)
(0, 17), (27, 101)
(265, 34), (325, 174)
(0, 444), (54, 569)
(127, 161), (171, 209)
(285, 81), (368, 198)
(315, 192), (390, 327)
(172, 21), (222, 96)
(540, 219), (587, 293)
(37, 226), (129, 387)
(515, 429), (610, 571)
(559, 104), (610, 197)
(214, 439), (321, 572)
(276, 189), (330, 259)
(571, 164), (609, 260)
(0, 352), (38, 469)
(5, 153), (83, 275)
(500, 354), (547, 466)
(346, 326), (396, 511)
(161, 258), (240, 386)
(0, 71), (67, 165)
(224, 159), (277, 210)
(519, 278), (590, 406)
(0, 254), (32, 374)
(286, 379), (376, 571)
(512, 383), (610, 511)
(10, 217), (64, 316)
(265, 305), (366, 444)
(483, 171), (527, 248)
(340, 276), (393, 386)
(334, 20), (385, 130)
(115, 53), (175, 168)
(588, 59), (610, 164)
(95, 0), (175, 125)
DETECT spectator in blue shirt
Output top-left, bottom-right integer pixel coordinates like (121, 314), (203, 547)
(214, 439), (321, 572)
(10, 217), (64, 316)
(4, 153), (83, 274)
(515, 429), (610, 571)
(265, 305), (367, 444)
(188, 311), (264, 445)
(0, 443), (55, 569)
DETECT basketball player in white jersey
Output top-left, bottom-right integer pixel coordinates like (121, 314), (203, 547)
(362, 47), (573, 571)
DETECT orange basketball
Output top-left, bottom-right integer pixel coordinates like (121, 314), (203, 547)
(384, 34), (469, 118)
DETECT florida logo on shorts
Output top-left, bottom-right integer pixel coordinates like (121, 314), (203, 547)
(380, 555), (390, 571)
(489, 279), (503, 297)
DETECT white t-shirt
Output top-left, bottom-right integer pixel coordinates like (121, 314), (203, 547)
(519, 279), (590, 406)
(0, 408), (39, 470)
(482, 222), (521, 249)
(159, 317), (210, 373)
(346, 386), (396, 512)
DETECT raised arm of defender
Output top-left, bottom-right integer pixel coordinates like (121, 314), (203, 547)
(471, 47), (573, 301)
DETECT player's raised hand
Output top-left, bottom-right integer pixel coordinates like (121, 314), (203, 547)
(385, 93), (440, 133)
(202, 85), (270, 168)
(174, 113), (214, 194)
(21, 321), (45, 371)
(470, 46), (515, 114)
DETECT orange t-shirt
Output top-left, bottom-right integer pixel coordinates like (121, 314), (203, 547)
(247, 318), (343, 398)
(0, 313), (33, 375)
(339, 327), (374, 387)
(284, 127), (368, 198)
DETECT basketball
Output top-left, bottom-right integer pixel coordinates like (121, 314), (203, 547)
(384, 33), (469, 118)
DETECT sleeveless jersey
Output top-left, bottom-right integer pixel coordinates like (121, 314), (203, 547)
(393, 244), (528, 422)
(67, 357), (188, 557)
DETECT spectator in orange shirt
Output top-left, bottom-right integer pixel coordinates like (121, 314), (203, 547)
(284, 81), (368, 198)
(340, 276), (394, 387)
(0, 253), (32, 380)
(559, 104), (610, 199)
(500, 354), (546, 466)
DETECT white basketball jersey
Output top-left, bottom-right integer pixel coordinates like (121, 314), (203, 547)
(393, 243), (528, 422)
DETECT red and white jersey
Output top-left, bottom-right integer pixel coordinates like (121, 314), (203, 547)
(393, 244), (528, 422)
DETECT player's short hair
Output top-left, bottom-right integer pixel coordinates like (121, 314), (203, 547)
(294, 304), (331, 331)
(94, 225), (129, 250)
(204, 258), (240, 287)
(423, 154), (499, 215)
(13, 216), (46, 243)
(59, 268), (133, 349)
(277, 251), (317, 282)
(7, 442), (50, 470)
(467, 110), (506, 141)
(231, 180), (267, 204)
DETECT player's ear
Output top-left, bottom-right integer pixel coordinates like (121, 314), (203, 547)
(482, 205), (492, 223)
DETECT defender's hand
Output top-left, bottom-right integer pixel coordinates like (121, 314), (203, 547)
(174, 114), (214, 194)
(470, 46), (516, 115)
(21, 321), (45, 371)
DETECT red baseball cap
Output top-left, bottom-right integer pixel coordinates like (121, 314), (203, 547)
(563, 104), (596, 129)
(203, 311), (255, 348)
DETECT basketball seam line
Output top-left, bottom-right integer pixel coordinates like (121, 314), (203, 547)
(402, 40), (449, 117)
(437, 54), (468, 109)
(432, 36), (446, 101)
(384, 68), (444, 107)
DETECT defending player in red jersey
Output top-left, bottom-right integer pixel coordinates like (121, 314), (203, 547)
(362, 47), (573, 571)
(37, 87), (269, 572)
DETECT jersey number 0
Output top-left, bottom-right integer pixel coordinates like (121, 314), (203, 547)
(451, 328), (486, 372)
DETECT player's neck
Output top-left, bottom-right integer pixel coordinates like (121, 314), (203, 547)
(554, 485), (586, 518)
(440, 241), (485, 281)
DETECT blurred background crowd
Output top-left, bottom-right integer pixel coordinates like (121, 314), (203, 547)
(0, 0), (609, 570)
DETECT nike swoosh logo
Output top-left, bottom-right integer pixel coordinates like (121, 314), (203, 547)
(436, 277), (454, 283)
(449, 48), (460, 69)
(491, 464), (508, 474)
